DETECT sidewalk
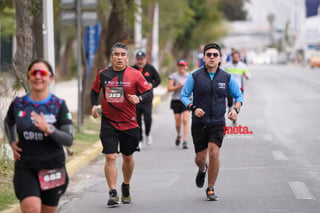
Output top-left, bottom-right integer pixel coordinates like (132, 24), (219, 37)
(1, 80), (167, 213)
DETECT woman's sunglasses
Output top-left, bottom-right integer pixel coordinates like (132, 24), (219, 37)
(206, 52), (219, 58)
(28, 69), (51, 77)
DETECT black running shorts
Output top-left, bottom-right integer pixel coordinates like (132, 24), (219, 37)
(191, 124), (225, 153)
(13, 167), (68, 206)
(170, 100), (188, 114)
(100, 117), (140, 156)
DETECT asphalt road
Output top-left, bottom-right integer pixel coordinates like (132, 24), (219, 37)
(58, 64), (320, 213)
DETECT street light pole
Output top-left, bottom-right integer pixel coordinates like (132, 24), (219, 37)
(43, 0), (55, 91)
(77, 0), (82, 132)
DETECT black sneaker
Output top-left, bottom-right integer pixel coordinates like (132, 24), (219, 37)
(107, 189), (119, 206)
(182, 142), (188, 149)
(175, 136), (181, 146)
(206, 187), (219, 201)
(195, 164), (207, 188)
(121, 183), (131, 204)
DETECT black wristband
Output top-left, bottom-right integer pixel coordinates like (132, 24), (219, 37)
(233, 107), (239, 114)
(189, 104), (198, 112)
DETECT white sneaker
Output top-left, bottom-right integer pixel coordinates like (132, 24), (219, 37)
(146, 135), (153, 145)
(139, 141), (144, 149)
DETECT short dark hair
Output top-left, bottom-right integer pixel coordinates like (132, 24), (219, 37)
(27, 59), (54, 76)
(203, 43), (222, 56)
(111, 42), (129, 55)
(232, 50), (240, 56)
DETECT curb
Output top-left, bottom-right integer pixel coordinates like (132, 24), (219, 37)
(66, 142), (102, 177)
(1, 94), (164, 213)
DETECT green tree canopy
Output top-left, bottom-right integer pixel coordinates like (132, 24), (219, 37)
(0, 1), (15, 41)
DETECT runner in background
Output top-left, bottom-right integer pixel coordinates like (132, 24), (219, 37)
(167, 59), (191, 149)
(224, 50), (249, 125)
(132, 50), (161, 148)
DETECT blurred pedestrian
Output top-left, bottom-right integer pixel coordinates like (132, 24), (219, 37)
(132, 50), (161, 148)
(197, 44), (205, 67)
(224, 50), (249, 125)
(180, 43), (243, 201)
(167, 59), (191, 149)
(225, 47), (236, 63)
(4, 59), (74, 213)
(90, 42), (152, 206)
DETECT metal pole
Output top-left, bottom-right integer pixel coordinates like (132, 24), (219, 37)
(43, 0), (56, 92)
(134, 0), (142, 49)
(77, 0), (82, 132)
(152, 1), (159, 71)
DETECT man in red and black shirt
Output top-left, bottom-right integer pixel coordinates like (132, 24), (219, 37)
(132, 50), (161, 146)
(90, 42), (152, 206)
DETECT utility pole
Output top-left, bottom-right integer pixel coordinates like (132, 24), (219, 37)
(76, 0), (82, 132)
(43, 0), (55, 91)
(152, 1), (159, 71)
(134, 0), (142, 50)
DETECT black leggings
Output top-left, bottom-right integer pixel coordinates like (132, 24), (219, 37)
(136, 101), (152, 140)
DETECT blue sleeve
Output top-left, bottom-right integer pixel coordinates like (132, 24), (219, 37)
(180, 74), (194, 107)
(228, 75), (243, 103)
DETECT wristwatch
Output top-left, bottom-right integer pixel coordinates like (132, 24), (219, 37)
(138, 96), (143, 102)
(233, 107), (240, 114)
(47, 124), (55, 134)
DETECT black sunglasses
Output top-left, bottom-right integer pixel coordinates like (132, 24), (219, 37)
(206, 52), (219, 58)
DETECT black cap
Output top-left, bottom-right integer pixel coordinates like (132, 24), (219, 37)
(203, 43), (222, 56)
(136, 50), (146, 58)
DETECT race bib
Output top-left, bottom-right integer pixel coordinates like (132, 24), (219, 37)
(38, 168), (66, 190)
(105, 87), (124, 103)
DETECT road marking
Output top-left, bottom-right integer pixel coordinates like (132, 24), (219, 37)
(288, 181), (315, 200)
(272, 150), (288, 161)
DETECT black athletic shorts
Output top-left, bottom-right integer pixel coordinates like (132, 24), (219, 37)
(100, 117), (140, 156)
(191, 124), (225, 153)
(13, 167), (68, 206)
(170, 100), (188, 114)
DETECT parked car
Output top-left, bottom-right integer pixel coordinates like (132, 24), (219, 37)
(309, 52), (320, 68)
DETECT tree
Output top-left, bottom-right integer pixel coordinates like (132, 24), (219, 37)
(267, 13), (275, 45)
(12, 0), (46, 92)
(159, 0), (227, 71)
(0, 0), (15, 41)
(104, 0), (134, 59)
(222, 0), (249, 21)
(13, 0), (34, 91)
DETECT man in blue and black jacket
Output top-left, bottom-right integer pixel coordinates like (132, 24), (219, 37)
(180, 43), (243, 201)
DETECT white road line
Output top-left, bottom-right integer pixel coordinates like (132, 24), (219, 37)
(272, 150), (288, 161)
(288, 181), (315, 200)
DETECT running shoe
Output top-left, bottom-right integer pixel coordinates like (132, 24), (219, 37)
(182, 141), (188, 149)
(206, 187), (219, 201)
(139, 141), (144, 149)
(107, 189), (119, 206)
(146, 135), (153, 145)
(175, 136), (181, 146)
(195, 164), (207, 188)
(121, 183), (132, 204)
